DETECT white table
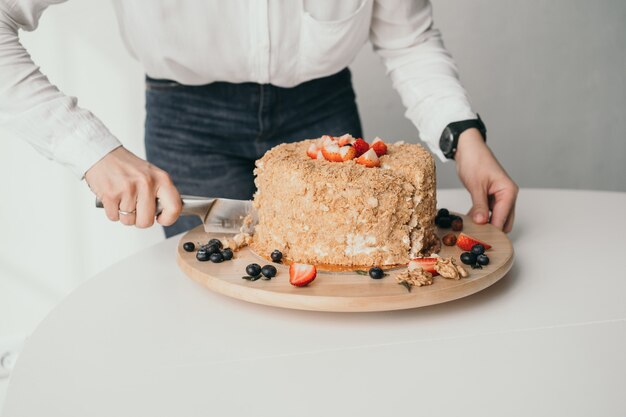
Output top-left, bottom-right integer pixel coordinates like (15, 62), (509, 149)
(3, 189), (626, 417)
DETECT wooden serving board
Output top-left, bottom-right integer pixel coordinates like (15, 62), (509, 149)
(176, 214), (514, 312)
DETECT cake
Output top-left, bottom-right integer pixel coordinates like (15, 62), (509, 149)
(251, 135), (439, 266)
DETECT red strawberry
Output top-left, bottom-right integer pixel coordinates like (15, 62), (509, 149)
(289, 263), (317, 287)
(456, 233), (492, 251)
(336, 134), (355, 146)
(408, 257), (439, 276)
(307, 143), (319, 159)
(321, 143), (343, 162)
(352, 138), (370, 157)
(371, 137), (388, 156)
(339, 145), (356, 161)
(355, 148), (380, 168)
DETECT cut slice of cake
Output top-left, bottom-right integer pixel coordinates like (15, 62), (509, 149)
(251, 136), (439, 267)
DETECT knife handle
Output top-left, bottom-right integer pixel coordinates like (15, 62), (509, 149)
(95, 195), (215, 222)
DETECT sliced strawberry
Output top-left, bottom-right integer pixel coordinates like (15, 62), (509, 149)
(316, 150), (325, 160)
(336, 134), (355, 146)
(339, 145), (356, 161)
(355, 148), (380, 167)
(456, 233), (492, 251)
(371, 137), (388, 156)
(289, 263), (317, 287)
(408, 257), (439, 276)
(306, 143), (319, 159)
(322, 143), (343, 162)
(352, 138), (369, 157)
(321, 135), (336, 148)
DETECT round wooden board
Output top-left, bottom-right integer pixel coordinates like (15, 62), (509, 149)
(176, 214), (514, 312)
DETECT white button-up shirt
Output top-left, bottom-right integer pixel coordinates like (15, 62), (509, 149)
(0, 0), (475, 178)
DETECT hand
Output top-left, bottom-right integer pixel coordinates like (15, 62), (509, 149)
(454, 129), (518, 232)
(85, 147), (182, 228)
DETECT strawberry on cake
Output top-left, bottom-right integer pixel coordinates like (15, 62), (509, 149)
(251, 134), (439, 267)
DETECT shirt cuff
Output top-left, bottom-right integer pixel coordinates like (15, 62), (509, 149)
(406, 103), (476, 162)
(57, 125), (123, 180)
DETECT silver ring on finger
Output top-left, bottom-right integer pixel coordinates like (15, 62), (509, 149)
(118, 209), (136, 216)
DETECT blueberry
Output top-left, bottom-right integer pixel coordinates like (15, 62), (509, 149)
(183, 242), (195, 252)
(204, 244), (220, 255)
(437, 208), (450, 218)
(246, 263), (262, 277)
(221, 248), (234, 261)
(471, 244), (485, 256)
(196, 250), (210, 262)
(437, 216), (452, 228)
(342, 143), (353, 147)
(261, 265), (277, 278)
(460, 252), (476, 265)
(476, 254), (490, 266)
(208, 238), (223, 249)
(368, 267), (385, 279)
(270, 250), (283, 263)
(209, 252), (224, 263)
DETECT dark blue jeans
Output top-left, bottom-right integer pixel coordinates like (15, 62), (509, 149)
(145, 68), (362, 237)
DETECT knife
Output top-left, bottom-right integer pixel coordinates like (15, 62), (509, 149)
(95, 195), (256, 234)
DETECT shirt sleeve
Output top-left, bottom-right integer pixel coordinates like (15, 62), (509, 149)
(370, 0), (476, 161)
(0, 0), (121, 178)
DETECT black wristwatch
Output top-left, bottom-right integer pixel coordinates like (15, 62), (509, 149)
(439, 114), (487, 159)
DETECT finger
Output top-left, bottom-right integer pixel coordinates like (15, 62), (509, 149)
(118, 208), (136, 225)
(155, 175), (182, 227)
(489, 188), (516, 230)
(135, 180), (156, 229)
(503, 205), (516, 233)
(467, 185), (490, 225)
(118, 187), (137, 226)
(118, 207), (137, 226)
(102, 196), (121, 222)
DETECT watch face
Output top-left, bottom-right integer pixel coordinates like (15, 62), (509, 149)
(439, 127), (454, 155)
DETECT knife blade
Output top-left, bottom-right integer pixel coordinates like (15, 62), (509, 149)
(95, 195), (256, 234)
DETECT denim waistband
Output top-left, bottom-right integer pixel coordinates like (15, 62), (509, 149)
(145, 67), (352, 96)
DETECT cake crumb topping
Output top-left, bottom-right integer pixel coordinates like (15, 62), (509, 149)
(251, 138), (438, 266)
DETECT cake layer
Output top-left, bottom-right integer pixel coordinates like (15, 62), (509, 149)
(251, 139), (438, 266)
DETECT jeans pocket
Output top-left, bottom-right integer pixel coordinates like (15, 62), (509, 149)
(145, 77), (182, 91)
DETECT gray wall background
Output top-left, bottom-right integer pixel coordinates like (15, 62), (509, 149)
(352, 0), (626, 191)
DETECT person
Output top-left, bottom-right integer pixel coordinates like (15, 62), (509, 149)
(0, 0), (518, 237)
